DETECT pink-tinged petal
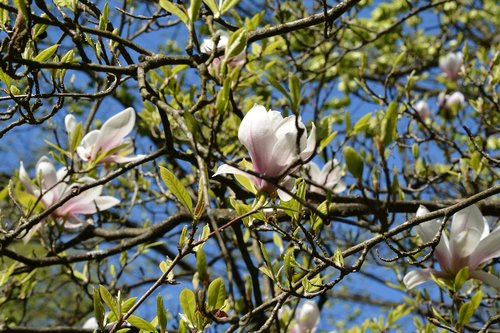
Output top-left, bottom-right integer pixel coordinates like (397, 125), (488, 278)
(469, 225), (500, 270)
(65, 114), (77, 134)
(450, 205), (484, 260)
(94, 107), (136, 155)
(470, 270), (500, 290)
(414, 101), (431, 120)
(403, 269), (441, 289)
(268, 117), (302, 177)
(300, 123), (316, 161)
(296, 301), (320, 331)
(214, 164), (252, 178)
(57, 186), (104, 216)
(61, 215), (86, 229)
(93, 196), (120, 211)
(415, 205), (451, 270)
(238, 105), (278, 174)
(305, 162), (322, 182)
(439, 52), (462, 80)
(77, 130), (100, 161)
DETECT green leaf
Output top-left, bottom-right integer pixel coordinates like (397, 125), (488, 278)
(196, 248), (208, 282)
(33, 44), (59, 62)
(454, 266), (469, 291)
(220, 0), (240, 13)
(382, 101), (398, 147)
(93, 288), (105, 330)
(283, 247), (294, 282)
(194, 175), (206, 220)
(207, 277), (226, 310)
(157, 294), (167, 333)
(13, 0), (29, 20)
(202, 0), (219, 17)
(99, 2), (109, 31)
(333, 248), (344, 268)
(470, 290), (483, 309)
(353, 113), (372, 134)
(179, 288), (196, 322)
(215, 77), (231, 112)
(159, 0), (189, 25)
(189, 0), (202, 21)
(343, 146), (364, 179)
(233, 159), (256, 194)
(289, 73), (301, 112)
(225, 28), (248, 59)
(160, 166), (193, 215)
(127, 315), (156, 332)
(99, 285), (118, 318)
(266, 74), (291, 101)
(0, 68), (13, 89)
(457, 302), (474, 325)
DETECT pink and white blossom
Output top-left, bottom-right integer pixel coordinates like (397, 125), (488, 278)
(404, 205), (500, 289)
(304, 160), (346, 194)
(75, 107), (144, 164)
(200, 30), (246, 71)
(288, 301), (320, 333)
(214, 104), (316, 201)
(439, 52), (463, 80)
(414, 100), (431, 121)
(19, 156), (120, 228)
(438, 91), (466, 111)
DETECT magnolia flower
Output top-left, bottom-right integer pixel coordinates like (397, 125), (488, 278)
(288, 301), (320, 333)
(74, 107), (144, 164)
(200, 30), (246, 71)
(439, 52), (463, 80)
(304, 160), (346, 194)
(414, 100), (431, 121)
(214, 104), (316, 201)
(404, 205), (500, 290)
(19, 156), (120, 228)
(438, 91), (466, 111)
(82, 317), (99, 330)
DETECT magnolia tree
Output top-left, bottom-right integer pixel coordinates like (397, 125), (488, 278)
(0, 0), (499, 332)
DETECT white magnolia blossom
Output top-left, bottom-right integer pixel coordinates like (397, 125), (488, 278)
(414, 100), (431, 121)
(288, 301), (321, 333)
(304, 160), (346, 194)
(439, 52), (463, 80)
(438, 91), (466, 111)
(19, 156), (120, 228)
(214, 104), (316, 201)
(404, 205), (500, 290)
(73, 107), (144, 164)
(200, 30), (246, 71)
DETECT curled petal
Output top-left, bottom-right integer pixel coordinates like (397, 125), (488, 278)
(94, 107), (136, 154)
(65, 114), (77, 134)
(469, 225), (500, 270)
(450, 205), (484, 259)
(470, 270), (500, 290)
(77, 130), (100, 161)
(403, 269), (442, 289)
(277, 177), (296, 202)
(296, 301), (320, 331)
(300, 123), (316, 161)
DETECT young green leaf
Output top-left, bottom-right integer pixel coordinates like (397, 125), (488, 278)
(189, 0), (202, 21)
(382, 101), (398, 147)
(343, 146), (364, 179)
(157, 294), (167, 333)
(202, 0), (219, 17)
(99, 285), (118, 318)
(99, 2), (109, 31)
(93, 288), (105, 330)
(127, 315), (156, 332)
(159, 0), (189, 25)
(225, 28), (247, 59)
(179, 288), (196, 322)
(160, 166), (193, 215)
(33, 44), (59, 62)
(220, 0), (240, 13)
(196, 248), (208, 282)
(207, 277), (226, 310)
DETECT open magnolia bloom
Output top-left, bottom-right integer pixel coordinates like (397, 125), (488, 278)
(303, 160), (346, 194)
(19, 156), (120, 228)
(439, 52), (463, 80)
(74, 107), (144, 164)
(200, 30), (246, 71)
(288, 301), (320, 333)
(404, 205), (500, 290)
(214, 104), (316, 201)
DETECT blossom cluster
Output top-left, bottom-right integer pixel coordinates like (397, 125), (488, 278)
(18, 108), (142, 229)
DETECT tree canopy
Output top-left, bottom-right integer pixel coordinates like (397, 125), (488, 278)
(0, 0), (499, 332)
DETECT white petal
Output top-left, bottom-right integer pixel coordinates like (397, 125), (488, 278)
(470, 270), (500, 290)
(415, 206), (451, 270)
(65, 114), (77, 134)
(214, 164), (251, 178)
(103, 154), (145, 164)
(94, 108), (136, 156)
(77, 130), (100, 161)
(403, 269), (440, 289)
(300, 122), (316, 161)
(469, 225), (500, 270)
(36, 156), (58, 190)
(277, 177), (296, 202)
(296, 301), (320, 330)
(19, 161), (35, 194)
(450, 205), (484, 259)
(238, 105), (278, 174)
